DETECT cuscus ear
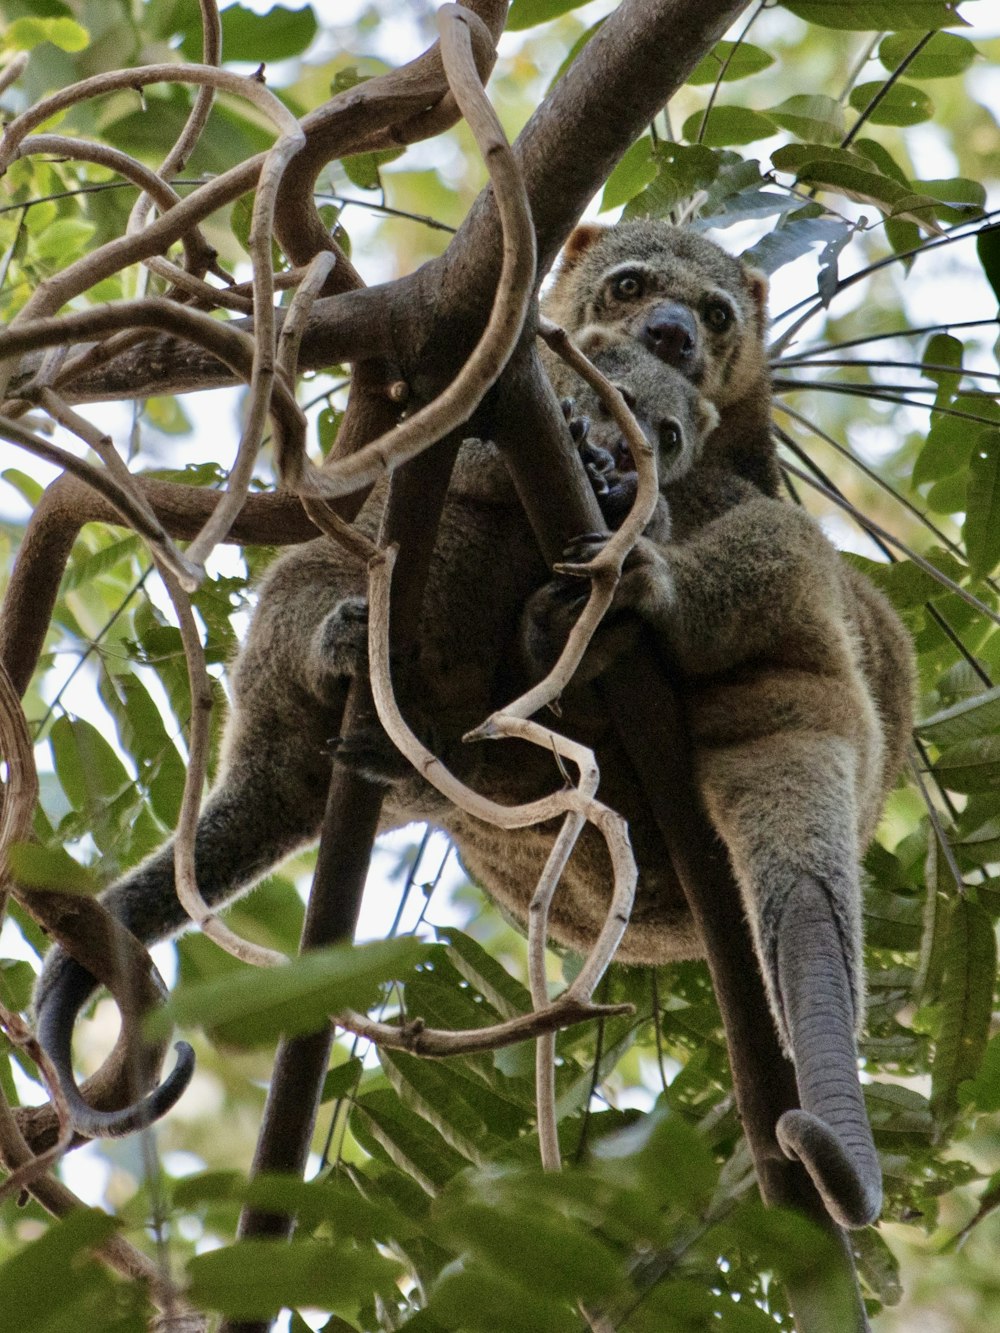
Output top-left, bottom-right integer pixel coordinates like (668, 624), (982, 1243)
(560, 222), (607, 271)
(573, 323), (615, 357)
(743, 264), (770, 319)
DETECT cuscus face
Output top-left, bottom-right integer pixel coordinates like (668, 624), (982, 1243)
(544, 221), (770, 410)
(573, 327), (718, 485)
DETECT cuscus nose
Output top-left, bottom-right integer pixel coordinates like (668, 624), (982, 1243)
(641, 301), (698, 370)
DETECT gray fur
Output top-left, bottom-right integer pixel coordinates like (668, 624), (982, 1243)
(35, 225), (914, 1215)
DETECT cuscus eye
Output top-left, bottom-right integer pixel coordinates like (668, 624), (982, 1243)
(659, 420), (682, 458)
(610, 270), (645, 301)
(704, 301), (733, 331)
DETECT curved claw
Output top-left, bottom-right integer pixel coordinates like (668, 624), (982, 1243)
(35, 950), (195, 1139)
(777, 1108), (882, 1229)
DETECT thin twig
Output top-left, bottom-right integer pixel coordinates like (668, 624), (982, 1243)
(694, 1), (766, 145)
(842, 31), (935, 149)
(0, 412), (200, 586)
(36, 389), (199, 590)
(776, 317), (1000, 362)
(183, 86), (305, 565)
(471, 318), (663, 727)
(274, 251), (337, 486)
(367, 545), (637, 1001)
(335, 996), (633, 1056)
(907, 750), (966, 896)
(126, 0), (221, 263)
(159, 563), (286, 969)
(774, 398), (980, 568)
(781, 459), (1000, 625)
(292, 4), (536, 500)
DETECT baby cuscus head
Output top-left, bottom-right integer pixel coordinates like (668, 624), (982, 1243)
(569, 326), (719, 489)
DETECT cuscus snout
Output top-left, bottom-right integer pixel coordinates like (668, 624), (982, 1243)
(637, 299), (702, 380)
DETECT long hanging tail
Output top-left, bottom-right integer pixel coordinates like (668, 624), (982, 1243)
(34, 747), (330, 1138)
(700, 733), (881, 1228)
(773, 875), (882, 1229)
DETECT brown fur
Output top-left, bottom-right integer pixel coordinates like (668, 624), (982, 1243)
(36, 222), (913, 1091)
(522, 222), (915, 1039)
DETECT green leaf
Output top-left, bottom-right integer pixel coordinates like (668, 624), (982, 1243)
(98, 669), (186, 829)
(851, 135), (910, 184)
(243, 1173), (416, 1243)
(7, 842), (96, 894)
(964, 429), (1000, 578)
(930, 897), (997, 1124)
(2, 468), (44, 506)
(919, 685), (1000, 745)
(782, 2), (970, 29)
(597, 1109), (719, 1210)
(317, 405), (344, 456)
(62, 534), (142, 593)
(3, 15), (88, 51)
(218, 3), (318, 62)
(320, 1055), (364, 1102)
(977, 226), (1000, 306)
(341, 147), (404, 192)
(885, 214), (922, 263)
(434, 1197), (621, 1305)
(767, 94), (845, 143)
(879, 31), (977, 78)
(154, 938), (429, 1045)
(621, 142), (720, 219)
(849, 80), (934, 127)
(914, 176), (985, 221)
(864, 1081), (934, 1135)
(965, 1031), (1000, 1113)
(0, 958), (36, 1011)
(601, 137), (657, 212)
(921, 332), (964, 392)
(50, 716), (133, 810)
(844, 550), (963, 609)
(32, 217), (95, 261)
(440, 928), (532, 1018)
(934, 735), (1000, 794)
(187, 1238), (403, 1319)
(404, 951), (504, 1033)
(744, 213), (848, 274)
(771, 144), (940, 220)
(913, 413), (973, 486)
(429, 1263), (581, 1333)
(687, 41), (774, 85)
(378, 1049), (510, 1163)
(864, 888), (923, 950)
(352, 1088), (467, 1194)
(681, 106), (777, 147)
(0, 1209), (123, 1325)
(507, 0), (588, 30)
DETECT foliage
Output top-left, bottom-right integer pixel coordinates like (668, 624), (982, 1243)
(0, 1), (999, 1330)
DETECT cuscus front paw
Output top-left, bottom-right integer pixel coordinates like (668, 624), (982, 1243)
(562, 395), (625, 509)
(555, 532), (610, 573)
(308, 596), (370, 700)
(328, 719), (413, 785)
(520, 537), (605, 677)
(595, 471), (638, 530)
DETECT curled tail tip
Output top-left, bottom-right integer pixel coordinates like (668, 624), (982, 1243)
(58, 1041), (196, 1140)
(777, 1108), (883, 1230)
